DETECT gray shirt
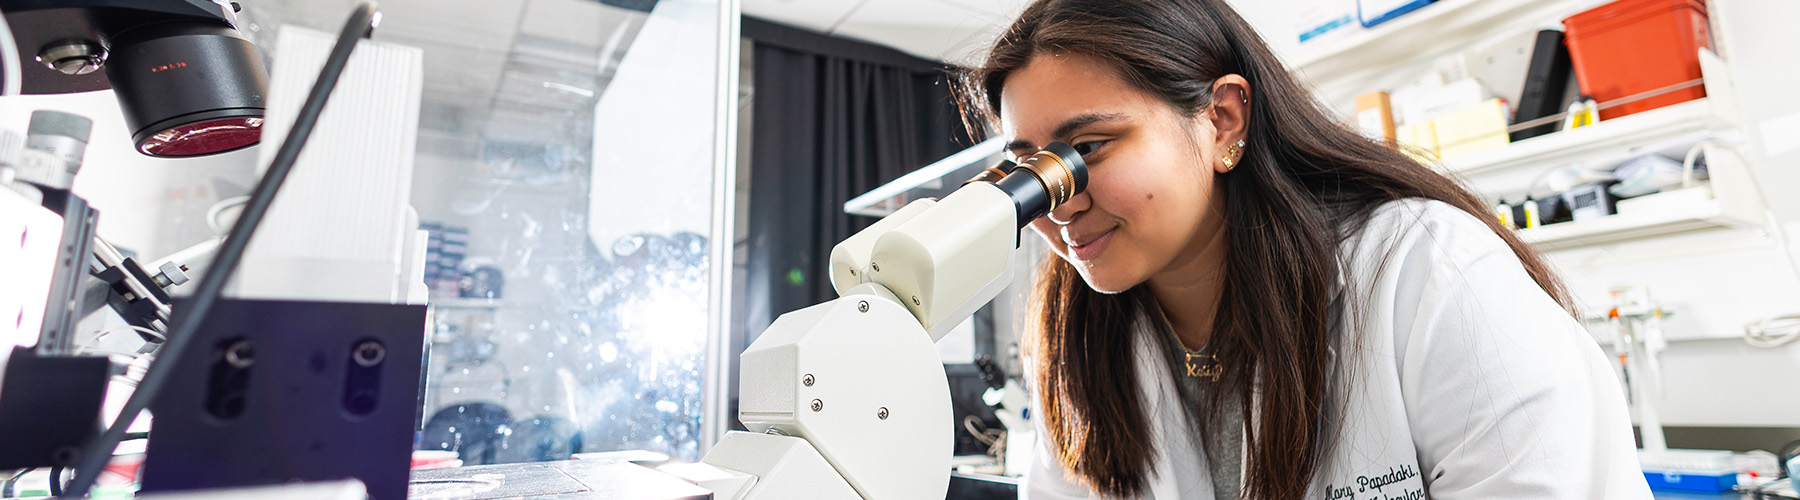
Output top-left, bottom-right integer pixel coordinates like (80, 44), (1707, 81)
(1157, 322), (1244, 500)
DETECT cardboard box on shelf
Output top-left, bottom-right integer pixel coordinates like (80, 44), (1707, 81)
(1356, 91), (1398, 145)
(1395, 120), (1439, 164)
(1433, 98), (1511, 162)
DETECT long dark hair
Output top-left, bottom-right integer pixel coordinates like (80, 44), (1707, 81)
(955, 1), (1573, 498)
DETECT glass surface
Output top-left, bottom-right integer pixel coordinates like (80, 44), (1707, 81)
(241, 0), (724, 463)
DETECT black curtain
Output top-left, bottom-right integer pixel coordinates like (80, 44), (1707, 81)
(742, 18), (968, 341)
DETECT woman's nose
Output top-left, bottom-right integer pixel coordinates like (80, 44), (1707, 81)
(1045, 190), (1089, 225)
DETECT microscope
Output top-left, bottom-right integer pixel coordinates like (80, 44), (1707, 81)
(668, 143), (1086, 499)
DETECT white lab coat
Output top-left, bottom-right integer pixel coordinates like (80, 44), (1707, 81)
(1021, 199), (1651, 499)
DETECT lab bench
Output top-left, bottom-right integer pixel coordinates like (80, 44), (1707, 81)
(405, 459), (1022, 499)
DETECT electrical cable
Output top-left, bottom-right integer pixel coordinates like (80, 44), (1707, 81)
(1722, 141), (1800, 348)
(3, 468), (34, 498)
(0, 7), (22, 97)
(1774, 439), (1800, 480)
(962, 415), (1006, 458)
(205, 196), (250, 235)
(1679, 142), (1704, 190)
(58, 4), (381, 497)
(1746, 314), (1800, 348)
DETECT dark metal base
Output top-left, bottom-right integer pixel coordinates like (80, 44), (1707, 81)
(140, 298), (427, 500)
(0, 347), (109, 469)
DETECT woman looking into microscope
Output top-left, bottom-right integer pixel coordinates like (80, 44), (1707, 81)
(956, 0), (1651, 498)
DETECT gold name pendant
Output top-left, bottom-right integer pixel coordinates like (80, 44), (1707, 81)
(1185, 353), (1221, 381)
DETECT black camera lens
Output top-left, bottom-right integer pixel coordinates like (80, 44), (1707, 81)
(103, 21), (268, 157)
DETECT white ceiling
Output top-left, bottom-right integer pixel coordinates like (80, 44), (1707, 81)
(741, 0), (1032, 65)
(742, 0), (1299, 66)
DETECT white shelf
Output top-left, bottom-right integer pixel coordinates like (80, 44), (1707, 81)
(1517, 200), (1740, 251)
(1513, 140), (1767, 252)
(1290, 0), (1589, 91)
(1442, 99), (1724, 176)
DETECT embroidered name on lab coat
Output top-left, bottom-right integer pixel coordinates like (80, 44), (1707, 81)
(1324, 464), (1422, 500)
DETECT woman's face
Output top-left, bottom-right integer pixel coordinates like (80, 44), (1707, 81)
(999, 53), (1231, 293)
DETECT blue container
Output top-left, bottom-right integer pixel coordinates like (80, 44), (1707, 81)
(1643, 470), (1737, 493)
(1359, 0), (1435, 28)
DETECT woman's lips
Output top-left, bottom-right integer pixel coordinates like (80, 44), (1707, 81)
(1065, 228), (1115, 262)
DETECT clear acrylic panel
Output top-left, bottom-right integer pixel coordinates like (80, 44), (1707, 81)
(239, 0), (724, 464)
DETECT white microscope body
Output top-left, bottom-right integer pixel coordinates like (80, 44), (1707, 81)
(675, 144), (1086, 500)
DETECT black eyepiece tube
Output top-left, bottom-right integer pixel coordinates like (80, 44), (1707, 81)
(991, 141), (1088, 229)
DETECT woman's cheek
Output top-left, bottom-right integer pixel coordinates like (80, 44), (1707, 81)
(1029, 218), (1064, 254)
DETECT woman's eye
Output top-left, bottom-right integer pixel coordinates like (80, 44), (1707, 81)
(1072, 141), (1106, 157)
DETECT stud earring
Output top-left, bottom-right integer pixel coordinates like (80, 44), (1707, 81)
(1222, 140), (1246, 172)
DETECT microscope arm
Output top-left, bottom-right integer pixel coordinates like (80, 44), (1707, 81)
(684, 143), (1086, 500)
(694, 283), (950, 499)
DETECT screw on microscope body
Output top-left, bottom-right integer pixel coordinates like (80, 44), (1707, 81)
(811, 399), (823, 412)
(871, 262), (881, 272)
(911, 296), (920, 306)
(225, 340), (256, 368)
(803, 374), (815, 386)
(353, 341), (387, 367)
(857, 301), (869, 313)
(877, 407), (889, 420)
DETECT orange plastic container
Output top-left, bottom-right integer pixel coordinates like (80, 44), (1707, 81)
(1562, 0), (1711, 120)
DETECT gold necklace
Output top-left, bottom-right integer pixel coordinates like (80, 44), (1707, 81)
(1184, 352), (1222, 381)
(1153, 304), (1222, 381)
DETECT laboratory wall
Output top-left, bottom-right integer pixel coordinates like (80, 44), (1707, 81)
(1230, 0), (1800, 428)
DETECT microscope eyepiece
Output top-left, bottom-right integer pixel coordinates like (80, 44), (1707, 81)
(989, 141), (1088, 229)
(1031, 141), (1089, 199)
(961, 159), (1016, 186)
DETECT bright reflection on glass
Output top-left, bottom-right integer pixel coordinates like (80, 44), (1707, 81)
(238, 0), (720, 465)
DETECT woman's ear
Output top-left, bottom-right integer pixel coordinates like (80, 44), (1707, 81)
(1208, 74), (1252, 173)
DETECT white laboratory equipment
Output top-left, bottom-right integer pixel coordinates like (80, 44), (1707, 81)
(1603, 284), (1669, 452)
(664, 143), (1086, 500)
